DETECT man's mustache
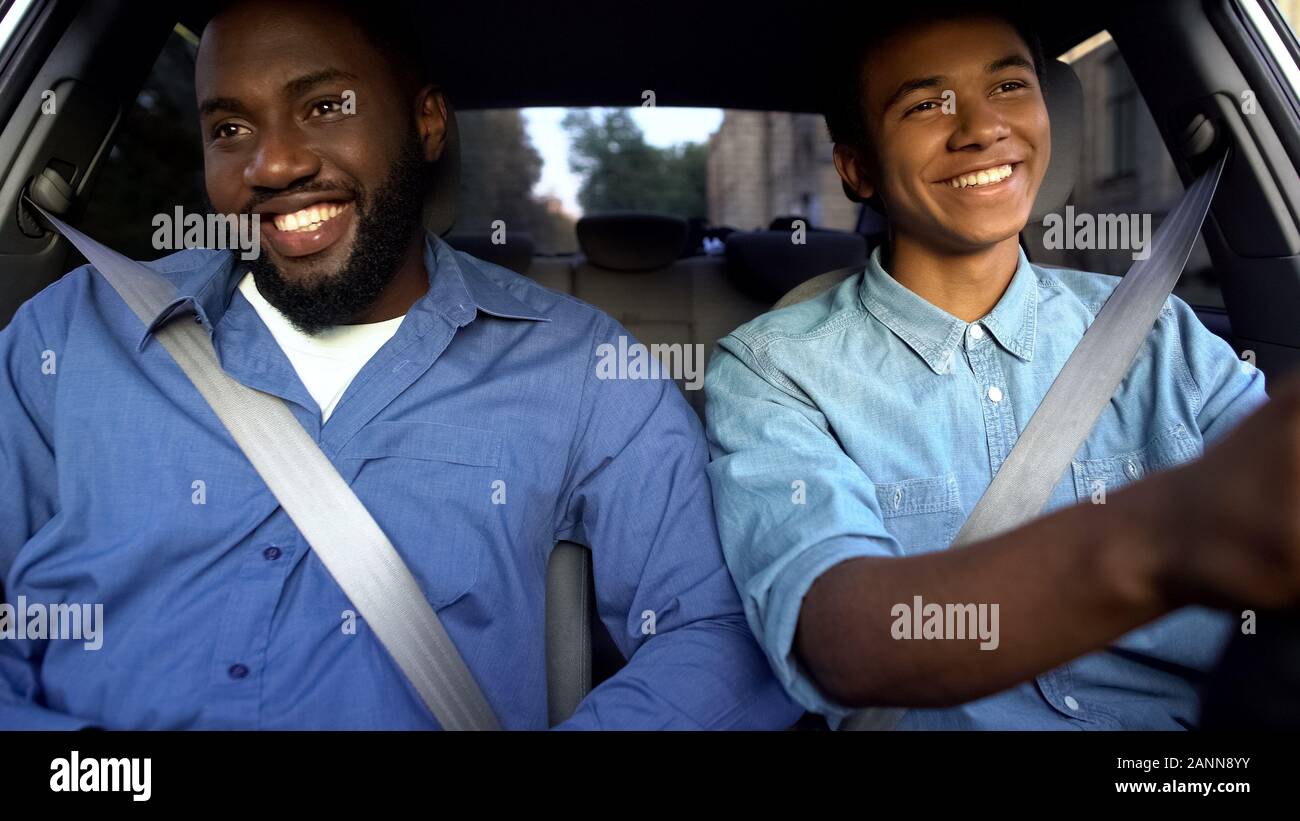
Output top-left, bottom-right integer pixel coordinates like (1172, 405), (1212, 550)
(230, 179), (365, 215)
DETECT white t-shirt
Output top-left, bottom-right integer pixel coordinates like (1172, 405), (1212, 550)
(237, 272), (405, 422)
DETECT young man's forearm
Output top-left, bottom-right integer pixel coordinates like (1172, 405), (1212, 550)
(796, 474), (1180, 708)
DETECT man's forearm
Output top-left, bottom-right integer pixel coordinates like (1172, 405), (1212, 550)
(557, 614), (802, 730)
(796, 474), (1178, 708)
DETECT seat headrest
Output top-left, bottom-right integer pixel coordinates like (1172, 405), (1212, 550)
(725, 229), (867, 304)
(422, 105), (461, 237)
(576, 214), (688, 271)
(1030, 59), (1083, 221)
(444, 233), (535, 274)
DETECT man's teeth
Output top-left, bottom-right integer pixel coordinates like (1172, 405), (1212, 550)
(273, 203), (346, 232)
(946, 164), (1014, 188)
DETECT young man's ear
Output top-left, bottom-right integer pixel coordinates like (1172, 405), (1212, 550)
(416, 86), (448, 163)
(832, 142), (875, 204)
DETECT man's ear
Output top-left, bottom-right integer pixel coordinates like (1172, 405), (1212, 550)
(416, 86), (448, 163)
(832, 143), (875, 203)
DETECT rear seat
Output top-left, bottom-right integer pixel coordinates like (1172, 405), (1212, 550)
(571, 214), (703, 411)
(471, 213), (870, 421)
(723, 229), (867, 305)
(444, 232), (535, 275)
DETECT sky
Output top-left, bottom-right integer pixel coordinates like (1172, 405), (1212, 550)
(523, 107), (723, 216)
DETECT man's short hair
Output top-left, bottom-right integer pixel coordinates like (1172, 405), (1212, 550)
(204, 0), (431, 88)
(821, 1), (1047, 202)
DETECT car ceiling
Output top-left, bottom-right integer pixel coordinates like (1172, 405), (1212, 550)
(175, 0), (1129, 112)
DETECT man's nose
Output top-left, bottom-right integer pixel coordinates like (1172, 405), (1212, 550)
(243, 124), (320, 191)
(947, 94), (1012, 152)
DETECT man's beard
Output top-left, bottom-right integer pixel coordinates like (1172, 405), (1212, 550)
(244, 135), (431, 335)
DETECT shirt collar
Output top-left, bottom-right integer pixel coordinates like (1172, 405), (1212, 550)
(858, 244), (1038, 374)
(134, 230), (547, 351)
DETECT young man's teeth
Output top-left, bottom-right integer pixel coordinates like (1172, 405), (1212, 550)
(273, 203), (345, 232)
(947, 164), (1014, 188)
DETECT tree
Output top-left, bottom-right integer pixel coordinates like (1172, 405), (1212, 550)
(456, 110), (575, 253)
(562, 109), (707, 219)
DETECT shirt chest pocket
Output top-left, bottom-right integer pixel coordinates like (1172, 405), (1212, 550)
(1071, 422), (1201, 504)
(875, 472), (963, 555)
(339, 421), (505, 608)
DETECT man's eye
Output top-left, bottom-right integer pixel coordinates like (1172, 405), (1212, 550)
(309, 99), (345, 118)
(211, 122), (248, 140)
(995, 80), (1029, 93)
(908, 100), (939, 115)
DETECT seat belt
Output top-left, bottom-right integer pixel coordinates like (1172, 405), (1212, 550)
(842, 149), (1228, 731)
(28, 201), (500, 731)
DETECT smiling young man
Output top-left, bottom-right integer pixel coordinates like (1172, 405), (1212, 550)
(705, 5), (1300, 728)
(0, 0), (801, 729)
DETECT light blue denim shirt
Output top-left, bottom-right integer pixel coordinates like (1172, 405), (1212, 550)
(705, 245), (1269, 729)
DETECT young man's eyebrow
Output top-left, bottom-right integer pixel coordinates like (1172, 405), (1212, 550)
(198, 69), (359, 118)
(882, 75), (945, 113)
(879, 53), (1037, 115)
(986, 54), (1036, 74)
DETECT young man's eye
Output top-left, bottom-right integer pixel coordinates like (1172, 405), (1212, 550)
(907, 100), (940, 116)
(995, 80), (1029, 94)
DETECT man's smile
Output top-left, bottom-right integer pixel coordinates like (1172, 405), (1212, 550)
(258, 199), (356, 258)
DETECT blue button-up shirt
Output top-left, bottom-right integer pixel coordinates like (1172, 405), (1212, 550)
(0, 232), (800, 730)
(705, 245), (1268, 729)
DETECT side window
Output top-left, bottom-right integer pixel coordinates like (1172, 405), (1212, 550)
(1023, 32), (1222, 310)
(78, 26), (205, 261)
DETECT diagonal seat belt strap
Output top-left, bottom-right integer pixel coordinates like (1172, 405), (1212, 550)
(30, 202), (500, 730)
(951, 149), (1227, 549)
(843, 149), (1227, 731)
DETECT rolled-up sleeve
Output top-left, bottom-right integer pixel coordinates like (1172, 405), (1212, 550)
(703, 334), (904, 722)
(553, 317), (801, 729)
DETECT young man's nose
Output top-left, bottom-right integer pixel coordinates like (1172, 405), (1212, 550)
(945, 94), (1012, 153)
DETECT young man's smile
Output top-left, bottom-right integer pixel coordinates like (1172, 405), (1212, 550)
(834, 15), (1049, 268)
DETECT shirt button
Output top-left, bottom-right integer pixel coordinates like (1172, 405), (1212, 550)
(968, 323), (985, 340)
(263, 546), (282, 561)
(228, 663), (250, 680)
(987, 386), (1003, 403)
(1125, 461), (1140, 480)
(1064, 695), (1080, 711)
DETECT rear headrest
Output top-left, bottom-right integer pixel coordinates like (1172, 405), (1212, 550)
(725, 229), (867, 304)
(1030, 59), (1083, 221)
(576, 214), (688, 271)
(422, 105), (461, 237)
(444, 233), (535, 274)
